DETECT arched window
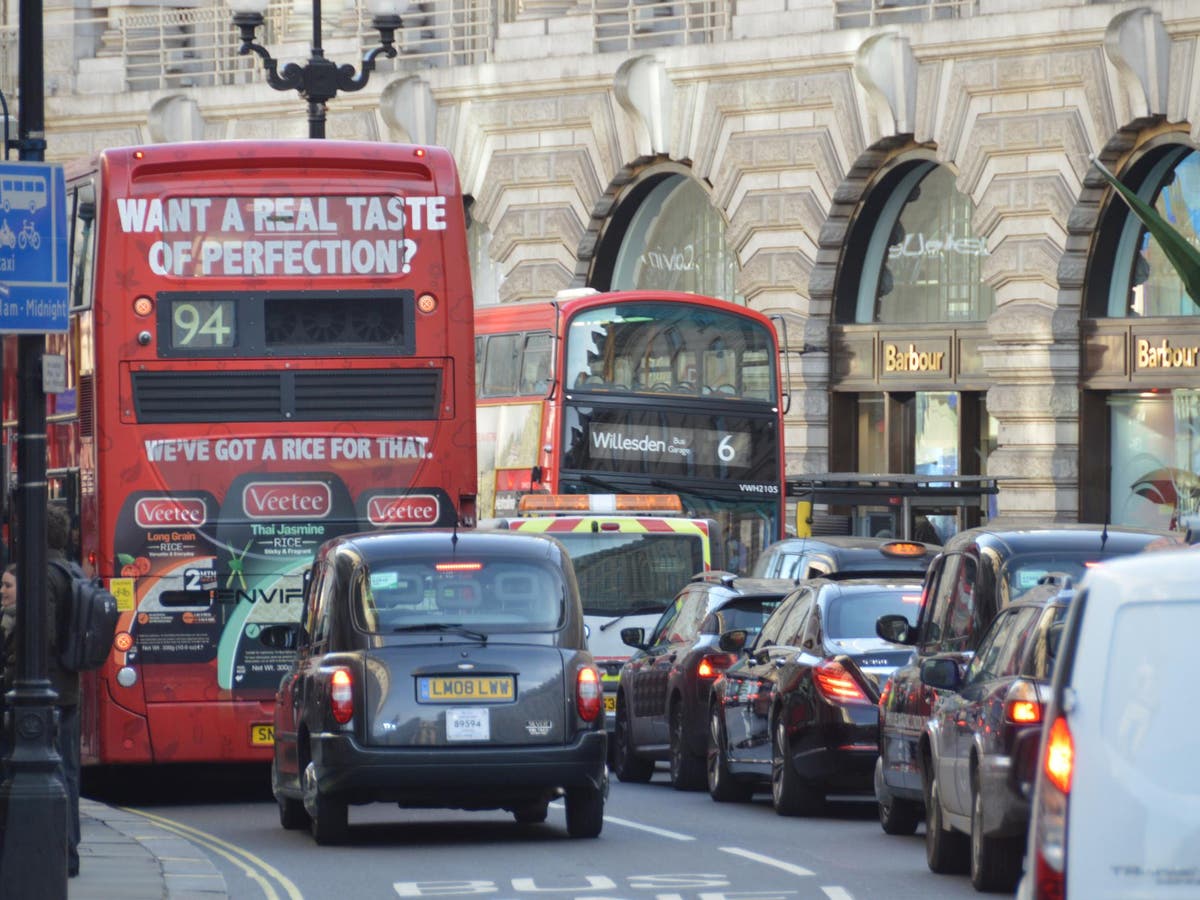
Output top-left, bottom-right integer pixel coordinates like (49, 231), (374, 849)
(838, 161), (994, 323)
(1088, 145), (1200, 318)
(593, 172), (741, 302)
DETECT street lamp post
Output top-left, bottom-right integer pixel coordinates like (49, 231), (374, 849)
(229, 0), (404, 139)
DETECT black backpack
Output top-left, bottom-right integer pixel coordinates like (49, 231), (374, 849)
(50, 560), (120, 672)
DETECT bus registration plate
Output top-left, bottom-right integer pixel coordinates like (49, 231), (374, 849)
(251, 724), (274, 746)
(418, 676), (515, 703)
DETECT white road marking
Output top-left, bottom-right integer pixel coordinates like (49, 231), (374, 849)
(821, 888), (855, 900)
(548, 802), (697, 841)
(718, 846), (815, 877)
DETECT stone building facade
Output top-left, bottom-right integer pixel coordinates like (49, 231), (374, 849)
(8, 0), (1200, 532)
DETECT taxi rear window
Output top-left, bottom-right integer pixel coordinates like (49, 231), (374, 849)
(353, 558), (565, 634)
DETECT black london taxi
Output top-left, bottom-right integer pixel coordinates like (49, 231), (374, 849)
(267, 529), (608, 844)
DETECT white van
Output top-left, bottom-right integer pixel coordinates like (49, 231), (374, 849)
(1017, 548), (1200, 899)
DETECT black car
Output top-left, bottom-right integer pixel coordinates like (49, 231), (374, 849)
(918, 576), (1073, 891)
(750, 536), (939, 582)
(707, 577), (922, 815)
(267, 529), (608, 844)
(611, 573), (794, 789)
(873, 524), (1180, 840)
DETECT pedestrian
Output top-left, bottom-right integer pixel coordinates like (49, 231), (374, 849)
(45, 504), (82, 877)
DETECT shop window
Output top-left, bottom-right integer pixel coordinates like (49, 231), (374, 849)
(1088, 145), (1200, 318)
(837, 161), (994, 324)
(593, 172), (742, 302)
(1108, 389), (1200, 531)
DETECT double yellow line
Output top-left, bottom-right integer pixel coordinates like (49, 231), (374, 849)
(123, 807), (305, 900)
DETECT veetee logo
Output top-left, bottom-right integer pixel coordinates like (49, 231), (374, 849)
(243, 481), (332, 520)
(135, 497), (207, 528)
(367, 494), (440, 526)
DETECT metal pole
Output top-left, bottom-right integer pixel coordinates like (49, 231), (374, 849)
(308, 0), (326, 139)
(0, 0), (69, 893)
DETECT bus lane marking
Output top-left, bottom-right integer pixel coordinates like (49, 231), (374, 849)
(820, 889), (855, 900)
(719, 848), (814, 877)
(123, 806), (304, 900)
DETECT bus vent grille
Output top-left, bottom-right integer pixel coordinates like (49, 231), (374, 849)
(132, 369), (442, 422)
(78, 374), (95, 437)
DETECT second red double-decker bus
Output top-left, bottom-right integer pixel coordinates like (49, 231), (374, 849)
(474, 290), (785, 566)
(3, 140), (476, 767)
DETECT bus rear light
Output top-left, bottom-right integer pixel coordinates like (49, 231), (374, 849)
(113, 632), (134, 653)
(329, 668), (354, 724)
(133, 295), (154, 317)
(416, 292), (438, 314)
(813, 659), (870, 705)
(576, 666), (602, 722)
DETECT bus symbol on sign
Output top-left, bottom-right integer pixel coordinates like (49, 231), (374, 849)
(367, 494), (440, 526)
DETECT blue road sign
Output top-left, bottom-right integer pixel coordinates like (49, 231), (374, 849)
(0, 161), (69, 333)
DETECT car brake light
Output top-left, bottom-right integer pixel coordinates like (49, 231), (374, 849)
(576, 666), (602, 722)
(1033, 714), (1072, 900)
(696, 653), (737, 678)
(1044, 715), (1073, 794)
(329, 668), (353, 724)
(813, 659), (869, 705)
(1004, 679), (1043, 725)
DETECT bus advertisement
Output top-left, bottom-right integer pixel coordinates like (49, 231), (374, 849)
(475, 290), (785, 568)
(4, 141), (477, 767)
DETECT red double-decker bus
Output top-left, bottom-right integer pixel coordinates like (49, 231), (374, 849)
(2, 141), (476, 767)
(474, 290), (785, 566)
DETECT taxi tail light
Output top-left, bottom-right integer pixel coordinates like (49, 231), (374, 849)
(1032, 714), (1072, 900)
(696, 653), (738, 679)
(813, 659), (870, 706)
(1003, 679), (1043, 726)
(576, 665), (602, 722)
(329, 668), (354, 724)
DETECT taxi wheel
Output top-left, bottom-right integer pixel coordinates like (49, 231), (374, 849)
(668, 702), (705, 791)
(924, 767), (968, 874)
(513, 800), (549, 825)
(771, 719), (823, 816)
(613, 703), (654, 783)
(565, 784), (604, 838)
(707, 707), (752, 803)
(303, 760), (348, 846)
(278, 794), (310, 831)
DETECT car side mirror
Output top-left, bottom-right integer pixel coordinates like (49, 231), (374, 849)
(718, 628), (750, 653)
(919, 656), (961, 691)
(1008, 727), (1041, 799)
(620, 626), (647, 650)
(877, 613), (914, 645)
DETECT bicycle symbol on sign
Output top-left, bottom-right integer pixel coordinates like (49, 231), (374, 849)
(16, 219), (40, 251)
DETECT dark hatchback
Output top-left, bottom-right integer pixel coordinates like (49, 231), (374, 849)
(707, 577), (922, 814)
(919, 576), (1073, 891)
(611, 573), (794, 789)
(268, 529), (608, 844)
(751, 536), (939, 582)
(873, 524), (1180, 841)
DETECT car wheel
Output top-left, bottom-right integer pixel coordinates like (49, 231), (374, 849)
(707, 706), (752, 803)
(668, 701), (705, 791)
(923, 766), (968, 874)
(303, 760), (348, 845)
(612, 701), (654, 783)
(513, 800), (549, 825)
(970, 782), (1023, 892)
(564, 784), (604, 838)
(877, 756), (921, 836)
(771, 718), (823, 817)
